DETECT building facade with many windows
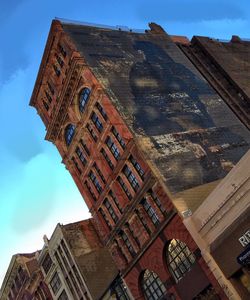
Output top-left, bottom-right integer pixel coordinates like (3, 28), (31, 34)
(30, 19), (250, 299)
(38, 219), (119, 300)
(0, 252), (52, 300)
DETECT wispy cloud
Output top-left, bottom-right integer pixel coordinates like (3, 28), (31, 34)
(137, 0), (246, 23)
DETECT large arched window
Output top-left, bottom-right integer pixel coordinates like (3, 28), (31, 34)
(141, 269), (166, 300)
(167, 239), (196, 282)
(65, 124), (75, 146)
(79, 87), (91, 112)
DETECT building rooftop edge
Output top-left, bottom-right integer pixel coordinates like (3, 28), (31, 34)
(55, 17), (146, 33)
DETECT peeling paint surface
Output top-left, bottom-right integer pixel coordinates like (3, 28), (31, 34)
(63, 23), (250, 194)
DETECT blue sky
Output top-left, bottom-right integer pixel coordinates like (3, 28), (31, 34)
(0, 0), (250, 285)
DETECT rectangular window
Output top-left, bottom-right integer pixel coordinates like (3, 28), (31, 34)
(141, 199), (160, 227)
(45, 91), (52, 103)
(109, 190), (122, 213)
(58, 246), (70, 272)
(58, 44), (67, 57)
(89, 171), (103, 194)
(106, 136), (120, 160)
(111, 126), (126, 149)
(86, 123), (97, 142)
(50, 272), (61, 295)
(101, 148), (114, 170)
(104, 198), (118, 223)
(117, 176), (132, 200)
(61, 240), (73, 266)
(99, 208), (112, 229)
(84, 180), (97, 201)
(76, 147), (87, 166)
(47, 81), (55, 95)
(58, 290), (68, 300)
(71, 157), (82, 174)
(80, 139), (90, 156)
(55, 53), (64, 68)
(96, 102), (108, 120)
(53, 64), (61, 77)
(55, 252), (66, 276)
(150, 191), (165, 214)
(91, 112), (103, 132)
(123, 165), (140, 191)
(43, 100), (49, 111)
(93, 162), (106, 183)
(41, 253), (53, 274)
(121, 231), (135, 257)
(129, 155), (145, 179)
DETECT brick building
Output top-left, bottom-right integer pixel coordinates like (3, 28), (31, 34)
(38, 219), (121, 300)
(30, 19), (250, 299)
(0, 252), (52, 300)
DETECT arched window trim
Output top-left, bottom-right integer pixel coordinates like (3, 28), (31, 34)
(141, 269), (167, 300)
(65, 124), (76, 146)
(167, 239), (196, 282)
(79, 87), (91, 113)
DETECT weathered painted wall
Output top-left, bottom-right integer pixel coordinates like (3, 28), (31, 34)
(62, 23), (250, 195)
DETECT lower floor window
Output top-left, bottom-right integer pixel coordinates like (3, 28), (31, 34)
(142, 269), (166, 300)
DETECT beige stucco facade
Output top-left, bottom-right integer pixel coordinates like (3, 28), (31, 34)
(184, 150), (250, 299)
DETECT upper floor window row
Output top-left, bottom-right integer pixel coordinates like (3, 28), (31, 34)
(91, 112), (103, 132)
(111, 126), (126, 149)
(42, 253), (53, 274)
(129, 155), (145, 179)
(79, 87), (91, 113)
(106, 136), (120, 160)
(65, 124), (76, 146)
(96, 102), (108, 121)
(58, 43), (67, 57)
(123, 165), (140, 192)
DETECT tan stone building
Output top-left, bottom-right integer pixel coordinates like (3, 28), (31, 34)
(38, 219), (120, 300)
(184, 150), (250, 299)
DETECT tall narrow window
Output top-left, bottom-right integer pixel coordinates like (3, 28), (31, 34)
(167, 239), (196, 282)
(84, 181), (97, 201)
(104, 199), (118, 223)
(101, 148), (114, 170)
(141, 269), (166, 300)
(58, 290), (68, 300)
(109, 190), (122, 213)
(120, 231), (135, 257)
(65, 124), (75, 146)
(123, 165), (140, 191)
(88, 171), (103, 194)
(111, 126), (126, 149)
(80, 139), (90, 156)
(99, 208), (112, 229)
(93, 162), (106, 183)
(91, 112), (103, 132)
(95, 102), (108, 120)
(141, 198), (160, 227)
(117, 176), (132, 200)
(106, 136), (120, 160)
(79, 87), (91, 112)
(76, 147), (87, 166)
(150, 190), (165, 214)
(41, 253), (53, 274)
(50, 272), (61, 295)
(129, 155), (145, 179)
(86, 123), (97, 142)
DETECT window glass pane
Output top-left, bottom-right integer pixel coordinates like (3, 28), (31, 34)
(167, 239), (196, 282)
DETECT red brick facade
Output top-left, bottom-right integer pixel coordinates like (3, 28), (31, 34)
(30, 20), (229, 299)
